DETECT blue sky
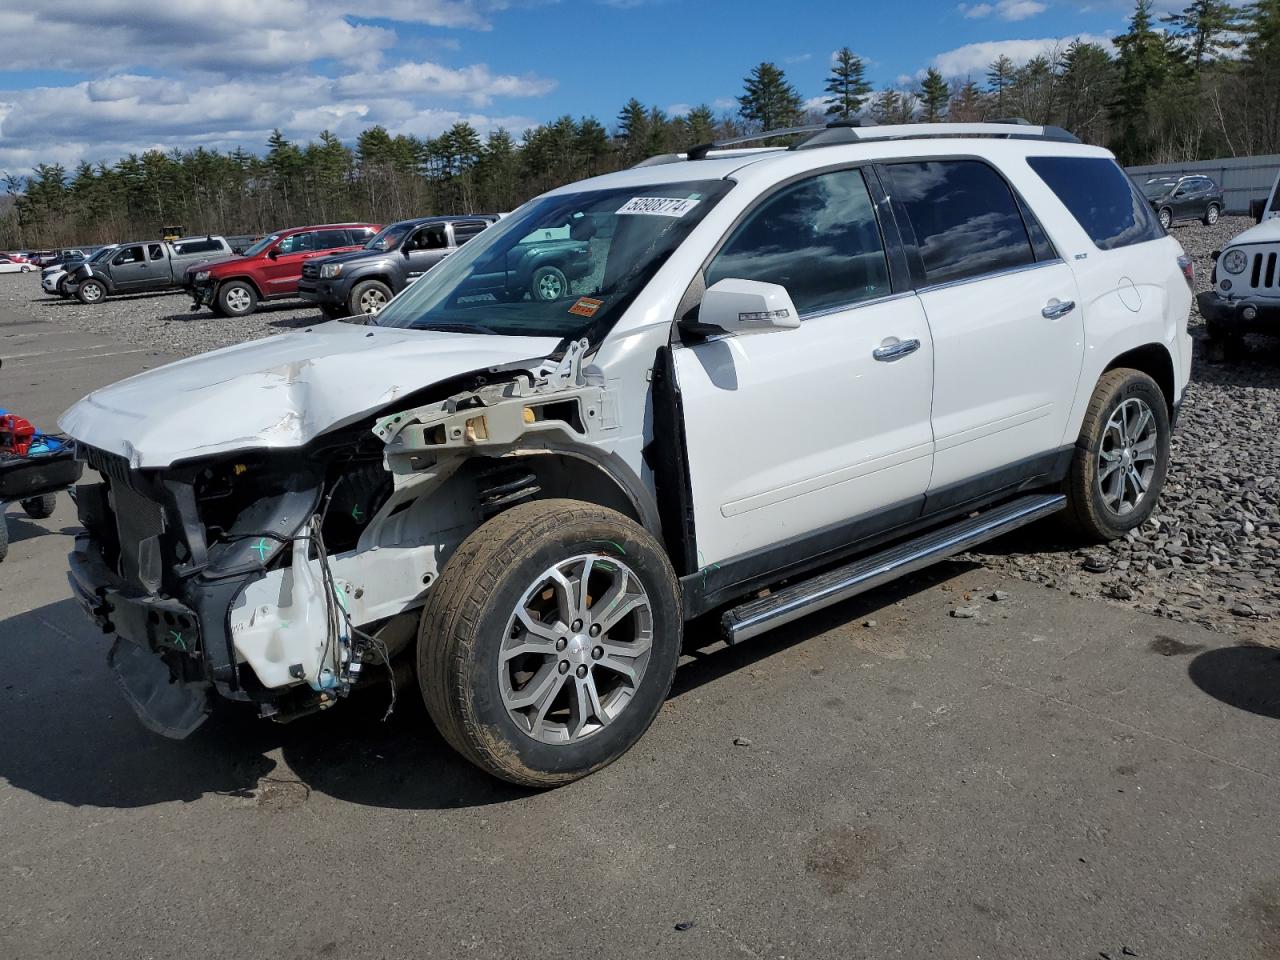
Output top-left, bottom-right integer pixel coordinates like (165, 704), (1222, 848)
(0, 0), (1167, 175)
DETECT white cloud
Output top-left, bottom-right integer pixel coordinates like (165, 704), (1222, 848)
(0, 0), (557, 175)
(959, 0), (1047, 21)
(931, 33), (1115, 77)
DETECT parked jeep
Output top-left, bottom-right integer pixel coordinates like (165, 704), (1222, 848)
(61, 121), (1191, 786)
(1140, 174), (1224, 230)
(1199, 166), (1280, 347)
(188, 223), (380, 317)
(298, 216), (496, 318)
(71, 237), (233, 304)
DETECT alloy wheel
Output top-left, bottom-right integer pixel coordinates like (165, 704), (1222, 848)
(360, 289), (387, 314)
(498, 553), (653, 745)
(82, 283), (102, 302)
(225, 287), (252, 313)
(537, 273), (564, 300)
(1097, 397), (1158, 516)
(1159, 208), (1172, 230)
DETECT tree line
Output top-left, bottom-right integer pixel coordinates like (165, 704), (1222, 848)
(3, 0), (1277, 248)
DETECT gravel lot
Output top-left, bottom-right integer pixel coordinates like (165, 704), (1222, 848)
(1, 220), (1276, 639)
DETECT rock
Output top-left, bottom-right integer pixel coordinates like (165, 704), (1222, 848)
(1084, 554), (1112, 573)
(862, 619), (877, 628)
(951, 606), (980, 619)
(732, 737), (753, 747)
(674, 921), (696, 932)
(988, 590), (1010, 602)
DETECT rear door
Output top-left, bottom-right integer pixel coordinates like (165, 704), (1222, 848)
(139, 243), (170, 288)
(881, 158), (1084, 507)
(674, 166), (935, 566)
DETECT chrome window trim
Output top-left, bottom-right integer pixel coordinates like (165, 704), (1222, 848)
(916, 257), (1065, 296)
(800, 289), (917, 321)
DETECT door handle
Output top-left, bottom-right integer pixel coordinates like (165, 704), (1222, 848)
(873, 338), (921, 362)
(1042, 299), (1076, 319)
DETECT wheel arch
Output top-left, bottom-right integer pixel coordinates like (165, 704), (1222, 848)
(514, 448), (662, 537)
(213, 274), (264, 299)
(1104, 342), (1176, 417)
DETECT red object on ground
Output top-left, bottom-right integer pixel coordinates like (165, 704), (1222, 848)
(0, 414), (36, 456)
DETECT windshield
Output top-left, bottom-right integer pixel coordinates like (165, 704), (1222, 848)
(375, 180), (732, 340)
(241, 234), (278, 258)
(1141, 179), (1177, 199)
(88, 247), (115, 263)
(365, 222), (414, 251)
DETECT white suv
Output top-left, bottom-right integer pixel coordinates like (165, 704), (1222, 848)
(60, 122), (1193, 784)
(1201, 167), (1280, 343)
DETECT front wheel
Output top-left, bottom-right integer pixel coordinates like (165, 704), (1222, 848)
(417, 499), (682, 787)
(530, 265), (569, 302)
(1158, 207), (1173, 230)
(57, 277), (72, 298)
(1204, 203), (1221, 226)
(1062, 369), (1171, 542)
(216, 281), (258, 317)
(76, 279), (106, 304)
(348, 279), (392, 317)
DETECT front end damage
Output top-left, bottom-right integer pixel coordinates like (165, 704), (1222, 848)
(66, 338), (630, 737)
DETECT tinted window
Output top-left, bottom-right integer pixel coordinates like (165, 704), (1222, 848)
(173, 238), (221, 255)
(276, 232), (316, 255)
(409, 225), (448, 250)
(1028, 156), (1165, 250)
(705, 168), (890, 315)
(452, 221), (488, 245)
(315, 229), (353, 250)
(148, 244), (164, 260)
(885, 160), (1035, 286)
(114, 246), (144, 265)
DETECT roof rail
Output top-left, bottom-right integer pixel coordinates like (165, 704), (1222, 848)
(635, 118), (1081, 167)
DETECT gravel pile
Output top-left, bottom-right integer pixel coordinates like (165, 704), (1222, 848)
(1, 219), (1276, 638)
(0, 276), (323, 355)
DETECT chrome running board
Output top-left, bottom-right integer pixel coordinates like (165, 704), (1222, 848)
(720, 493), (1066, 644)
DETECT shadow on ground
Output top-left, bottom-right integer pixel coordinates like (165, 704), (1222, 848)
(0, 562), (972, 813)
(1188, 643), (1280, 720)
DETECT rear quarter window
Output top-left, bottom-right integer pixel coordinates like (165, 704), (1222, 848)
(1028, 156), (1164, 250)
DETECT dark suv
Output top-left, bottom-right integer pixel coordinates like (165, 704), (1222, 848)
(1141, 175), (1224, 229)
(298, 216), (496, 318)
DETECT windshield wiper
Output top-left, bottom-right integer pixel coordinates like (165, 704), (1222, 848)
(411, 321), (502, 335)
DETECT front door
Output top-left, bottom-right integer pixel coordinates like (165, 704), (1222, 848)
(261, 231), (318, 297)
(880, 158), (1085, 504)
(404, 223), (451, 285)
(108, 245), (150, 290)
(674, 167), (935, 567)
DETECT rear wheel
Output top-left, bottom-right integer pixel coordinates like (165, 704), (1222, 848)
(1203, 203), (1221, 226)
(348, 279), (393, 317)
(20, 493), (56, 519)
(530, 265), (569, 302)
(217, 281), (258, 317)
(417, 499), (681, 787)
(1158, 207), (1174, 230)
(76, 278), (106, 304)
(1062, 369), (1171, 542)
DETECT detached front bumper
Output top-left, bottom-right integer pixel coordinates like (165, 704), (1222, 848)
(190, 280), (215, 309)
(1197, 290), (1280, 334)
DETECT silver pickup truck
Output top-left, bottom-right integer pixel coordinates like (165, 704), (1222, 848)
(71, 237), (232, 305)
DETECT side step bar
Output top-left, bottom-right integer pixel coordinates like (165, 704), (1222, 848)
(721, 493), (1066, 644)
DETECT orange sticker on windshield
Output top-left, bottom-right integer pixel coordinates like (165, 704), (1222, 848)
(569, 296), (603, 318)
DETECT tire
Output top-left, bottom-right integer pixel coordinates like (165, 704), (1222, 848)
(1062, 369), (1171, 542)
(417, 499), (682, 787)
(1203, 203), (1221, 226)
(216, 281), (258, 317)
(20, 493), (56, 519)
(76, 278), (106, 304)
(1158, 207), (1173, 230)
(530, 265), (569, 302)
(21, 265), (31, 273)
(348, 279), (393, 317)
(57, 277), (71, 298)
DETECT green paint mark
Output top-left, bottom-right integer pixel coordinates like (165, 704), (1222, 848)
(169, 631), (185, 651)
(252, 537), (271, 562)
(351, 504), (364, 522)
(588, 539), (625, 556)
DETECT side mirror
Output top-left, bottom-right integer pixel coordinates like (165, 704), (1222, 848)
(267, 248), (280, 260)
(690, 279), (801, 336)
(403, 244), (413, 256)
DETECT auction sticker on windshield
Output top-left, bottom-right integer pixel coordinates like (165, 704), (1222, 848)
(569, 296), (603, 318)
(616, 196), (701, 217)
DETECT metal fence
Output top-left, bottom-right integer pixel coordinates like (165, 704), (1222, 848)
(1127, 155), (1280, 215)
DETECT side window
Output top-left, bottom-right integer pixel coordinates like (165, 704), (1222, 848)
(351, 227), (377, 244)
(114, 246), (143, 265)
(276, 233), (316, 255)
(148, 244), (164, 260)
(705, 168), (891, 316)
(884, 159), (1036, 286)
(1028, 156), (1165, 250)
(411, 225), (449, 250)
(315, 229), (353, 250)
(451, 221), (488, 246)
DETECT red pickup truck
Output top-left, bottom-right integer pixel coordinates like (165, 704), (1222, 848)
(188, 223), (380, 317)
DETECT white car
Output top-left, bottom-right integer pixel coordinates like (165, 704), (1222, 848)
(1200, 168), (1280, 342)
(43, 245), (116, 297)
(60, 121), (1193, 784)
(0, 256), (34, 274)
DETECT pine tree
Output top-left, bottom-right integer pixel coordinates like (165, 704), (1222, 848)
(683, 104), (717, 145)
(948, 79), (987, 122)
(1111, 0), (1174, 162)
(987, 55), (1016, 115)
(824, 47), (873, 120)
(615, 98), (649, 164)
(1163, 0), (1242, 73)
(918, 68), (950, 121)
(737, 62), (804, 131)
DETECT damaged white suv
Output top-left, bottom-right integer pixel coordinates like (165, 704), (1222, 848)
(61, 122), (1193, 786)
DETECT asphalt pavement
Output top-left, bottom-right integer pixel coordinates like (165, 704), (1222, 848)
(2, 285), (1279, 960)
